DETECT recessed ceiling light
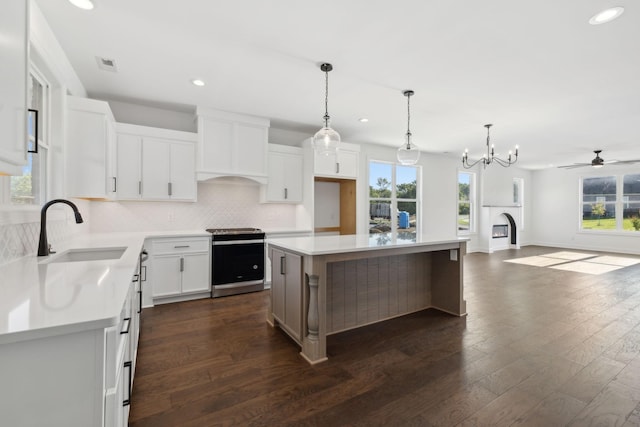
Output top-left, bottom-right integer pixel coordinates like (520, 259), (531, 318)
(68, 0), (94, 10)
(589, 7), (624, 25)
(358, 118), (369, 123)
(191, 79), (205, 87)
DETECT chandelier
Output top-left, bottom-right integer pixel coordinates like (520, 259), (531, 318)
(462, 124), (518, 169)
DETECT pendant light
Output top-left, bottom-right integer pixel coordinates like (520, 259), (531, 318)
(313, 63), (341, 155)
(396, 90), (420, 165)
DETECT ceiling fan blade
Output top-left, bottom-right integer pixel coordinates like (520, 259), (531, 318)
(557, 163), (591, 169)
(609, 159), (640, 165)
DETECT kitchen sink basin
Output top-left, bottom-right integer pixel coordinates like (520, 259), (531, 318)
(42, 247), (127, 263)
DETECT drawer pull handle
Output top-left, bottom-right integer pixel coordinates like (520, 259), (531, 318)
(174, 245), (190, 248)
(280, 256), (286, 274)
(123, 361), (132, 406)
(120, 317), (131, 335)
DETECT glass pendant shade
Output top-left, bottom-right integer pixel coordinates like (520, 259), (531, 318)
(397, 135), (420, 165)
(313, 123), (341, 156)
(396, 90), (420, 165)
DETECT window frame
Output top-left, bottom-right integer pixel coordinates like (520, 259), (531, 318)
(368, 160), (421, 235)
(579, 173), (640, 234)
(2, 64), (51, 208)
(457, 171), (476, 235)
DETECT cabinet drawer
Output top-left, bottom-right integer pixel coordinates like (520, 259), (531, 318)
(152, 237), (210, 254)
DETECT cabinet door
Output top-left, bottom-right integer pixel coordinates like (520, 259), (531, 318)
(169, 142), (196, 200)
(283, 153), (303, 202)
(314, 151), (339, 177)
(181, 252), (210, 294)
(67, 110), (109, 198)
(266, 152), (287, 201)
(0, 0), (28, 174)
(270, 248), (286, 322)
(141, 138), (171, 199)
(151, 255), (182, 297)
(336, 150), (358, 178)
(284, 252), (302, 339)
(116, 134), (142, 200)
(314, 150), (358, 178)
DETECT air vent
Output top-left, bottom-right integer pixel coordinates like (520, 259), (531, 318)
(95, 56), (118, 72)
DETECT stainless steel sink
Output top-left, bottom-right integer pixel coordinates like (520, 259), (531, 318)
(42, 247), (127, 263)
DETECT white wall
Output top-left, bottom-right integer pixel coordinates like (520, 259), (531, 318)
(104, 99), (197, 133)
(531, 165), (640, 255)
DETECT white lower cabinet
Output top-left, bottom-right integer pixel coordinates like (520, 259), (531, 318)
(270, 248), (303, 342)
(0, 270), (140, 427)
(148, 236), (211, 303)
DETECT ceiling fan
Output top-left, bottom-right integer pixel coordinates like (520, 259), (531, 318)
(558, 150), (640, 169)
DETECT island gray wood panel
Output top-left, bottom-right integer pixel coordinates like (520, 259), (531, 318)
(326, 253), (432, 334)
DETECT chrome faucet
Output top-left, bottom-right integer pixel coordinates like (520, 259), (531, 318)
(37, 199), (84, 257)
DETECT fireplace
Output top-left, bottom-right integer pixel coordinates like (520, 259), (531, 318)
(479, 206), (521, 253)
(492, 224), (508, 239)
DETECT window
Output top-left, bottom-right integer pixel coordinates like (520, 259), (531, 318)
(513, 177), (524, 205)
(623, 174), (640, 231)
(8, 68), (49, 205)
(581, 174), (640, 232)
(369, 161), (420, 235)
(458, 172), (475, 233)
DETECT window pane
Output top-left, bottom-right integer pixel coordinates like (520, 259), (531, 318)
(458, 172), (473, 233)
(397, 201), (416, 231)
(582, 176), (616, 202)
(582, 202), (616, 229)
(623, 174), (640, 231)
(396, 165), (417, 199)
(369, 162), (392, 198)
(369, 200), (392, 233)
(459, 173), (470, 201)
(458, 202), (470, 231)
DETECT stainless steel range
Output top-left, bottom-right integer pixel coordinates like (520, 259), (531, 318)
(207, 228), (265, 297)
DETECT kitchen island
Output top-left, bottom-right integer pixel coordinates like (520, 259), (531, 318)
(267, 233), (468, 364)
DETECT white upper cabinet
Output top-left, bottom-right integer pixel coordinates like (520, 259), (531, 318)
(115, 133), (142, 200)
(261, 144), (303, 203)
(116, 123), (197, 202)
(0, 0), (29, 175)
(66, 96), (117, 199)
(196, 107), (270, 184)
(308, 139), (360, 179)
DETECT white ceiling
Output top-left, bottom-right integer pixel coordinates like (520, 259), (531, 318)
(36, 0), (640, 169)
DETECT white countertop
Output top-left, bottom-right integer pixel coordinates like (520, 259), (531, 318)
(268, 232), (469, 256)
(0, 230), (210, 345)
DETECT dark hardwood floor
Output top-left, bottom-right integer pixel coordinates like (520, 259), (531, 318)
(129, 246), (640, 426)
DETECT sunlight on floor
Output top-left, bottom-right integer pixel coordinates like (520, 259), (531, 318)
(504, 251), (640, 275)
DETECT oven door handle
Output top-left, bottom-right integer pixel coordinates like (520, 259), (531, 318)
(212, 240), (265, 246)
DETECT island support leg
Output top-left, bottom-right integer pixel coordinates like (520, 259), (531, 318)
(301, 270), (328, 364)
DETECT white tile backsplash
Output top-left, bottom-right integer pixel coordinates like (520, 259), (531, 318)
(89, 180), (298, 233)
(0, 199), (91, 265)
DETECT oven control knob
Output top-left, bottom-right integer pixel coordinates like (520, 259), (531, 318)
(253, 265), (258, 269)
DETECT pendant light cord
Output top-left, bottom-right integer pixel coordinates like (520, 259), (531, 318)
(406, 91), (412, 148)
(323, 70), (330, 127)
